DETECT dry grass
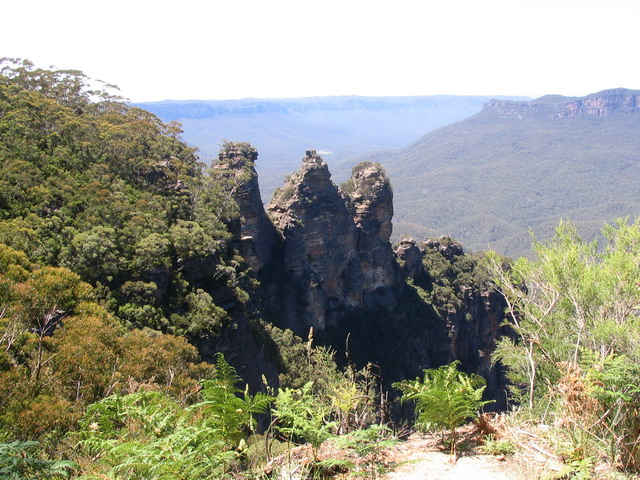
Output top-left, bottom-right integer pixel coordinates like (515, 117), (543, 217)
(479, 409), (636, 480)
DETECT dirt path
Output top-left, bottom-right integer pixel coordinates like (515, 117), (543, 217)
(381, 434), (515, 480)
(383, 450), (512, 480)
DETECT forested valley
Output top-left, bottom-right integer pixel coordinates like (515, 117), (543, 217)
(1, 59), (640, 479)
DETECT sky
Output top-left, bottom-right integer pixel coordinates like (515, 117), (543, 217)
(3, 0), (640, 102)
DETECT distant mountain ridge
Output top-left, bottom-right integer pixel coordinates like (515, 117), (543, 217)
(484, 88), (640, 119)
(133, 95), (528, 199)
(352, 88), (640, 258)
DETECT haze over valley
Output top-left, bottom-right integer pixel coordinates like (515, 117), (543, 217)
(134, 95), (528, 201)
(142, 89), (640, 258)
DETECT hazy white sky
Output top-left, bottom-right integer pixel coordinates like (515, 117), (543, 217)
(4, 0), (639, 102)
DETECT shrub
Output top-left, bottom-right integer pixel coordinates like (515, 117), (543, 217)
(394, 361), (493, 457)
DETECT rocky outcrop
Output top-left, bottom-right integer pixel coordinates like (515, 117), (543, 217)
(345, 162), (398, 297)
(560, 89), (640, 117)
(484, 88), (640, 119)
(266, 152), (399, 332)
(423, 236), (464, 261)
(419, 236), (511, 409)
(395, 237), (425, 279)
(214, 142), (280, 273)
(268, 150), (357, 293)
(220, 146), (510, 404)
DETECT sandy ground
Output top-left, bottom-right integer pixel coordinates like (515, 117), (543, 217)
(381, 434), (514, 480)
(266, 426), (562, 480)
(383, 450), (512, 480)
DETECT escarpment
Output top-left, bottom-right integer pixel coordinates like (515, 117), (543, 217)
(218, 147), (509, 398)
(213, 142), (280, 273)
(410, 236), (512, 408)
(483, 88), (640, 119)
(265, 152), (401, 332)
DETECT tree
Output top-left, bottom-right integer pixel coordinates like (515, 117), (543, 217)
(61, 226), (120, 282)
(487, 219), (640, 407)
(487, 219), (640, 471)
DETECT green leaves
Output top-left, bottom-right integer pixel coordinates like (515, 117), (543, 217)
(73, 354), (270, 479)
(488, 218), (640, 405)
(488, 218), (640, 472)
(75, 391), (233, 479)
(394, 361), (492, 456)
(273, 382), (332, 449)
(0, 59), (245, 339)
(336, 424), (398, 479)
(395, 361), (491, 433)
(0, 440), (75, 479)
(199, 353), (272, 448)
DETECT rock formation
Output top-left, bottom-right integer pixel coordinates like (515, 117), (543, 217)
(344, 162), (398, 299)
(484, 88), (640, 119)
(213, 142), (280, 273)
(219, 147), (510, 402)
(265, 152), (399, 332)
(395, 237), (425, 279)
(417, 236), (511, 408)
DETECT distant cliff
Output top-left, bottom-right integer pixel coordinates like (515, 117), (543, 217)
(484, 88), (640, 119)
(353, 87), (640, 258)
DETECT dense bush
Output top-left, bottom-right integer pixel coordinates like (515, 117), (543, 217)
(488, 218), (640, 472)
(0, 58), (250, 336)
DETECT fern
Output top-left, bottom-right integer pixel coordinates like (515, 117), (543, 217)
(394, 361), (493, 457)
(272, 381), (335, 476)
(0, 440), (76, 479)
(73, 353), (271, 479)
(337, 424), (398, 479)
(199, 353), (273, 448)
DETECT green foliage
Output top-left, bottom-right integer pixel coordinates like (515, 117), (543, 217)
(74, 391), (235, 479)
(73, 354), (268, 479)
(488, 218), (640, 473)
(479, 434), (515, 456)
(258, 324), (381, 436)
(488, 219), (640, 407)
(0, 244), (213, 440)
(547, 456), (595, 480)
(0, 59), (246, 338)
(420, 236), (493, 314)
(273, 382), (334, 457)
(394, 361), (493, 456)
(0, 440), (75, 479)
(199, 353), (272, 448)
(336, 424), (398, 479)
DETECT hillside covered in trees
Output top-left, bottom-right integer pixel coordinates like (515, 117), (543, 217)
(351, 90), (640, 257)
(1, 60), (640, 479)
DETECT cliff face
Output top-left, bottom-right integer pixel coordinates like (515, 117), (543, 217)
(398, 236), (511, 408)
(266, 152), (398, 332)
(345, 162), (398, 299)
(213, 143), (280, 273)
(220, 147), (509, 400)
(483, 88), (640, 119)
